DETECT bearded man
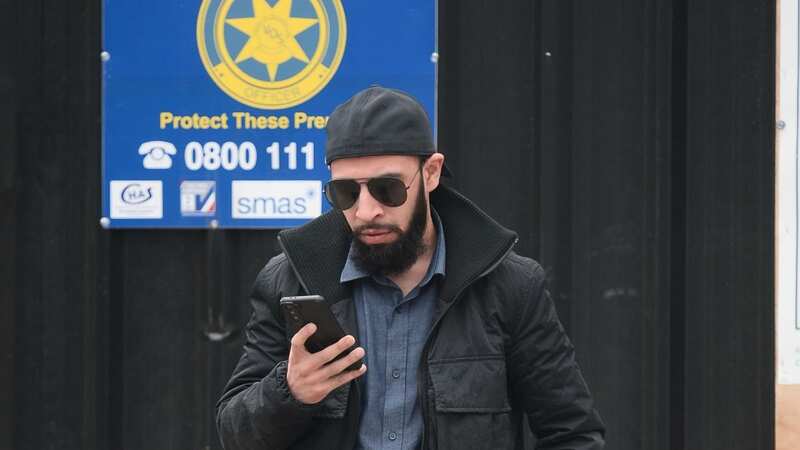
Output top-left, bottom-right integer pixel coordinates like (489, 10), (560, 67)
(216, 86), (605, 450)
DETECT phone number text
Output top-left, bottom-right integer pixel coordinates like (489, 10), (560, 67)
(183, 141), (316, 171)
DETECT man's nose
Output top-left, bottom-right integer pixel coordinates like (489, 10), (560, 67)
(354, 185), (384, 222)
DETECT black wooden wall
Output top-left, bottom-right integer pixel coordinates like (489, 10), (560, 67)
(1, 0), (775, 449)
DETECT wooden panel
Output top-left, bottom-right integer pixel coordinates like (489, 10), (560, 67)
(440, 1), (676, 448)
(114, 233), (207, 450)
(777, 385), (800, 450)
(438, 0), (537, 255)
(109, 230), (279, 450)
(2, 0), (777, 449)
(683, 0), (776, 448)
(568, 1), (674, 448)
(10, 0), (104, 448)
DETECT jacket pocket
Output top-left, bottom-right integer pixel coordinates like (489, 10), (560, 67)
(428, 355), (512, 413)
(427, 355), (515, 450)
(312, 382), (350, 419)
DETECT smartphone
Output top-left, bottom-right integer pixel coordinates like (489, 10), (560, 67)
(280, 295), (363, 371)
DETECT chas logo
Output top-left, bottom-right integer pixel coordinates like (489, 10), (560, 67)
(121, 183), (154, 204)
(232, 180), (321, 219)
(110, 181), (163, 219)
(197, 0), (347, 109)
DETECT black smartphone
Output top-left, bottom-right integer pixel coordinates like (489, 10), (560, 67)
(280, 295), (363, 371)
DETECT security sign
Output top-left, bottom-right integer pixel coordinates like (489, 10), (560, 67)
(102, 0), (435, 228)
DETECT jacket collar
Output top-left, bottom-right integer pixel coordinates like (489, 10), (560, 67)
(277, 183), (518, 304)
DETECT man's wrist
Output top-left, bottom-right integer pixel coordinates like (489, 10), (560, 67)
(275, 360), (319, 409)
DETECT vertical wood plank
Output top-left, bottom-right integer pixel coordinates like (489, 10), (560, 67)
(437, 0), (537, 256)
(14, 0), (46, 446)
(78, 0), (104, 447)
(116, 232), (207, 450)
(11, 0), (104, 447)
(684, 0), (776, 448)
(536, 0), (574, 332)
(0, 0), (17, 445)
(568, 1), (675, 448)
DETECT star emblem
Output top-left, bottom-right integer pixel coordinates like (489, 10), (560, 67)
(226, 0), (318, 81)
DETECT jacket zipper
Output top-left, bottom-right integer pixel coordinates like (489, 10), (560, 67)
(417, 236), (518, 449)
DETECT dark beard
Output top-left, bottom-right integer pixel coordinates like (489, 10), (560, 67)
(351, 177), (428, 276)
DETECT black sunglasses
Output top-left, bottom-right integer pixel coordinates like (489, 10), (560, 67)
(324, 169), (420, 210)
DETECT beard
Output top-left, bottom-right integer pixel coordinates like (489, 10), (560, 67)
(351, 176), (429, 276)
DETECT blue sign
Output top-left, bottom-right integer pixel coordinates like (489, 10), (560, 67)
(102, 0), (436, 228)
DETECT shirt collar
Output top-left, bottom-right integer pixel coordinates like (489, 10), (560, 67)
(340, 208), (446, 284)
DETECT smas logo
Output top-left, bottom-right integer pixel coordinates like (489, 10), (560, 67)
(197, 0), (347, 109)
(232, 180), (321, 219)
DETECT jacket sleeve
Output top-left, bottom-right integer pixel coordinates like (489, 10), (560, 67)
(216, 256), (320, 450)
(506, 262), (606, 450)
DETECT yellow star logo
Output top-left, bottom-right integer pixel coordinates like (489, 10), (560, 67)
(226, 0), (318, 81)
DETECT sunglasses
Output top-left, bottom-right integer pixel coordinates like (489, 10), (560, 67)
(324, 169), (420, 210)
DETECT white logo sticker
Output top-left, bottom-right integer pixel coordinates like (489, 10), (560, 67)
(232, 180), (321, 219)
(181, 181), (216, 216)
(110, 181), (163, 219)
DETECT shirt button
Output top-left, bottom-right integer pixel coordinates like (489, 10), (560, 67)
(392, 369), (401, 379)
(388, 432), (398, 441)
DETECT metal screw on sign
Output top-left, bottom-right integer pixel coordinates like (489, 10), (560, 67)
(777, 120), (786, 130)
(209, 219), (219, 229)
(99, 217), (110, 229)
(100, 51), (111, 62)
(430, 52), (439, 63)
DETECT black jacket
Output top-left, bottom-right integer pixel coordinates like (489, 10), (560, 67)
(216, 184), (606, 450)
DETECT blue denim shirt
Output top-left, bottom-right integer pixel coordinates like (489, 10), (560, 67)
(340, 210), (446, 450)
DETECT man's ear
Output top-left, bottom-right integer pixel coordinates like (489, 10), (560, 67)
(423, 153), (445, 192)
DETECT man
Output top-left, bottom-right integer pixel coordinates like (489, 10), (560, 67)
(216, 87), (605, 449)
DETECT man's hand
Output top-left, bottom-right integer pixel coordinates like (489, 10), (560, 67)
(286, 323), (367, 405)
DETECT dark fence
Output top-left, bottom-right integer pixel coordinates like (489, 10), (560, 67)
(1, 0), (775, 449)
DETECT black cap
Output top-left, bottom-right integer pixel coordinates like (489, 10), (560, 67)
(325, 86), (451, 176)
